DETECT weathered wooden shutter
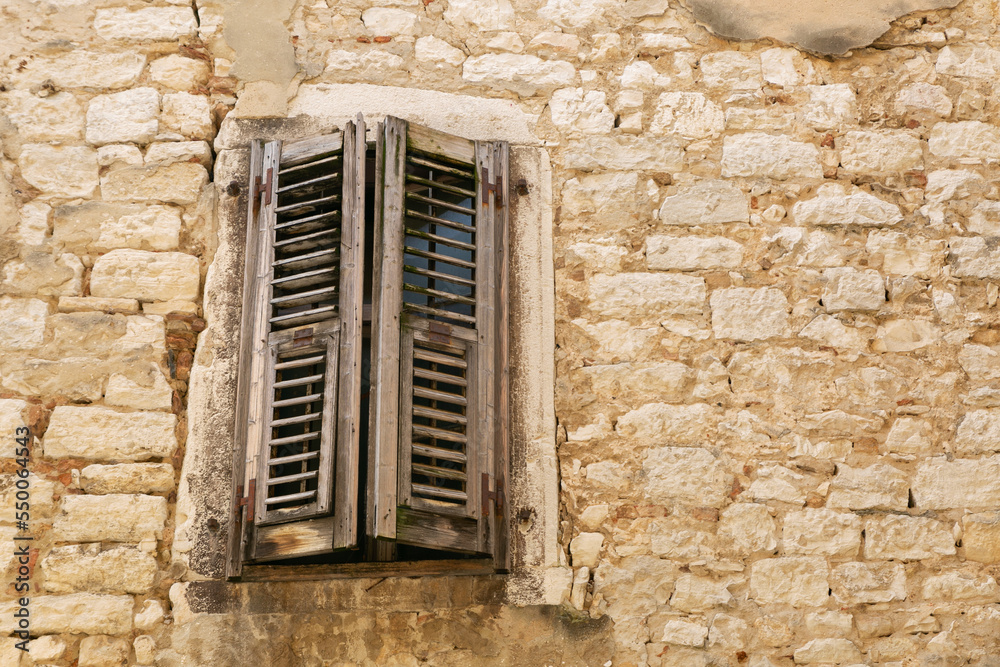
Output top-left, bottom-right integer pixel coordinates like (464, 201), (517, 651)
(369, 117), (507, 556)
(235, 118), (366, 563)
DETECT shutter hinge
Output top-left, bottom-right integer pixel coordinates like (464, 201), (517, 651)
(252, 168), (274, 206)
(236, 479), (257, 523)
(292, 327), (314, 348)
(428, 320), (452, 345)
(480, 169), (504, 209)
(481, 473), (505, 517)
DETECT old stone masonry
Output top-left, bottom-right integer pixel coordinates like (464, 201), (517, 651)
(1, 0), (1000, 665)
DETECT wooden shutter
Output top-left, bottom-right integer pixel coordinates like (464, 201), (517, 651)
(234, 118), (366, 563)
(369, 117), (507, 556)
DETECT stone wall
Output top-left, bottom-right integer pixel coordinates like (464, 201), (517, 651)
(1, 0), (1000, 665)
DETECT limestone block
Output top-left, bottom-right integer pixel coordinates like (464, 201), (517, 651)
(0, 297), (47, 350)
(53, 494), (168, 542)
(362, 8), (417, 36)
(18, 144), (98, 198)
(948, 237), (1000, 279)
(44, 406), (177, 461)
(145, 141), (212, 168)
(538, 0), (614, 28)
(840, 131), (923, 175)
(866, 231), (944, 278)
(921, 571), (1000, 602)
(0, 473), (54, 516)
(913, 457), (1000, 510)
(962, 512), (1000, 564)
(956, 410), (1000, 456)
(670, 574), (733, 613)
(11, 51), (146, 90)
(968, 201), (1000, 235)
(821, 267), (884, 312)
(748, 465), (808, 505)
(563, 136), (683, 172)
(798, 315), (867, 352)
(708, 614), (748, 651)
(105, 371), (173, 410)
(804, 611), (853, 637)
(28, 635), (66, 662)
(651, 522), (714, 559)
(749, 557), (829, 607)
(562, 172), (645, 228)
(935, 45), (1000, 78)
(782, 508), (861, 557)
(486, 32), (524, 53)
(792, 183), (902, 227)
(564, 241), (627, 271)
(925, 169), (988, 203)
(642, 446), (732, 508)
(149, 54), (211, 91)
(444, 0), (514, 30)
(828, 463), (908, 510)
(894, 82), (953, 118)
(802, 84), (857, 130)
(414, 36), (465, 68)
(722, 133), (821, 180)
(831, 562), (906, 604)
(717, 503), (777, 553)
(864, 515), (955, 560)
(549, 88), (614, 135)
(760, 47), (810, 87)
(0, 400), (30, 452)
(620, 61), (663, 88)
(2, 251), (83, 297)
(134, 635), (156, 664)
(529, 33), (581, 58)
(616, 403), (718, 444)
(463, 54), (575, 96)
(41, 544), (157, 594)
(134, 600), (165, 632)
(710, 288), (789, 341)
(575, 362), (694, 406)
(700, 52), (760, 90)
(54, 202), (182, 252)
(17, 200), (50, 245)
(570, 532), (603, 568)
(81, 463), (175, 495)
(793, 639), (862, 664)
(5, 91), (84, 142)
(94, 7), (198, 41)
(872, 319), (940, 353)
(579, 505), (609, 530)
(929, 121), (1000, 159)
(637, 34), (692, 56)
(78, 635), (130, 667)
(661, 620), (708, 647)
(91, 249), (200, 301)
(161, 93), (213, 140)
(86, 88), (159, 146)
(650, 92), (724, 140)
(646, 236), (744, 271)
(15, 594), (133, 634)
(583, 460), (630, 492)
(101, 162), (209, 206)
(326, 50), (406, 80)
(884, 417), (933, 455)
(569, 319), (662, 363)
(588, 273), (705, 320)
(658, 180), (749, 225)
(98, 145), (145, 170)
(3, 358), (106, 402)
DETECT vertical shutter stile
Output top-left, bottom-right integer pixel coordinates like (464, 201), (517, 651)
(492, 142), (510, 571)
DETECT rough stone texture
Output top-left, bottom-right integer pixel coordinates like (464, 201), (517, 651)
(831, 562), (907, 604)
(53, 203), (182, 252)
(721, 133), (822, 180)
(90, 249), (200, 302)
(657, 180), (749, 225)
(912, 456), (1000, 510)
(962, 512), (1000, 564)
(41, 545), (158, 594)
(161, 92), (214, 140)
(5, 91), (85, 142)
(11, 51), (146, 89)
(44, 406), (177, 461)
(86, 88), (160, 146)
(863, 515), (956, 560)
(100, 163), (209, 206)
(782, 508), (861, 557)
(828, 463), (908, 510)
(0, 297), (48, 350)
(149, 54), (211, 90)
(839, 131), (923, 175)
(18, 144), (99, 198)
(710, 288), (789, 341)
(949, 237), (1000, 279)
(463, 54), (575, 95)
(717, 503), (777, 554)
(821, 268), (885, 312)
(94, 7), (198, 41)
(53, 494), (168, 542)
(794, 184), (902, 227)
(78, 635), (131, 667)
(104, 371), (174, 410)
(81, 463), (176, 494)
(955, 410), (1000, 455)
(650, 92), (724, 140)
(921, 571), (1000, 602)
(642, 447), (733, 508)
(929, 121), (1000, 159)
(7, 594), (133, 635)
(749, 557), (829, 606)
(793, 638), (862, 664)
(647, 236), (744, 271)
(588, 274), (705, 320)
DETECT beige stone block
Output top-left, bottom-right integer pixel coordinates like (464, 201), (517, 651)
(793, 638), (862, 664)
(44, 406), (176, 461)
(959, 344), (1000, 382)
(41, 544), (157, 594)
(54, 202), (182, 253)
(921, 571), (1000, 602)
(895, 82), (953, 118)
(134, 600), (165, 632)
(19, 144), (98, 198)
(643, 446), (732, 508)
(721, 133), (822, 180)
(415, 36), (466, 68)
(53, 494), (168, 542)
(81, 463), (175, 495)
(149, 54), (210, 91)
(568, 318), (660, 364)
(962, 512), (1000, 564)
(588, 273), (705, 320)
(708, 613), (747, 650)
(710, 287), (789, 342)
(1, 594), (134, 634)
(660, 619), (708, 647)
(804, 611), (853, 636)
(840, 131), (923, 175)
(98, 144), (145, 168)
(142, 299), (199, 316)
(86, 88), (160, 146)
(925, 169), (988, 203)
(161, 93), (213, 140)
(100, 162), (209, 206)
(670, 574), (733, 613)
(717, 503), (777, 554)
(0, 400), (30, 453)
(17, 200), (50, 245)
(872, 319), (940, 353)
(11, 51), (145, 90)
(831, 562), (906, 604)
(658, 180), (749, 225)
(463, 54), (575, 96)
(570, 532), (603, 568)
(647, 236), (744, 271)
(949, 236), (1000, 279)
(864, 514), (956, 560)
(362, 7), (418, 35)
(5, 91), (84, 142)
(866, 231), (944, 278)
(91, 249), (200, 302)
(57, 297), (140, 314)
(760, 47), (807, 86)
(936, 45), (1000, 78)
(929, 121), (1000, 159)
(50, 312), (131, 359)
(145, 141), (212, 168)
(134, 635), (156, 664)
(782, 508), (861, 557)
(0, 473), (54, 516)
(579, 504), (609, 530)
(325, 50), (407, 82)
(564, 241), (627, 272)
(955, 409), (1000, 455)
(562, 172), (647, 228)
(700, 51), (760, 90)
(563, 136), (683, 172)
(802, 84), (857, 130)
(798, 315), (867, 351)
(575, 362), (694, 407)
(912, 456), (1000, 509)
(748, 464), (808, 505)
(444, 0), (514, 31)
(884, 417), (933, 455)
(104, 371), (173, 411)
(2, 252), (83, 297)
(651, 92), (724, 140)
(750, 557), (829, 606)
(538, 0), (611, 29)
(94, 6), (198, 41)
(78, 635), (130, 667)
(651, 521), (714, 559)
(969, 201), (1000, 236)
(792, 183), (902, 227)
(549, 88), (614, 136)
(828, 463), (908, 510)
(29, 635), (66, 662)
(615, 403), (718, 444)
(0, 297), (48, 350)
(2, 357), (106, 402)
(526, 32), (581, 59)
(822, 267), (885, 312)
(120, 315), (166, 355)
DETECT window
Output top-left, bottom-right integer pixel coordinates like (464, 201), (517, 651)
(226, 115), (509, 576)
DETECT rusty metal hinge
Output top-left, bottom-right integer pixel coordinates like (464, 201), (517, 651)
(252, 168), (274, 206)
(428, 320), (452, 345)
(480, 168), (503, 208)
(292, 327), (314, 348)
(481, 473), (505, 517)
(236, 479), (256, 523)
